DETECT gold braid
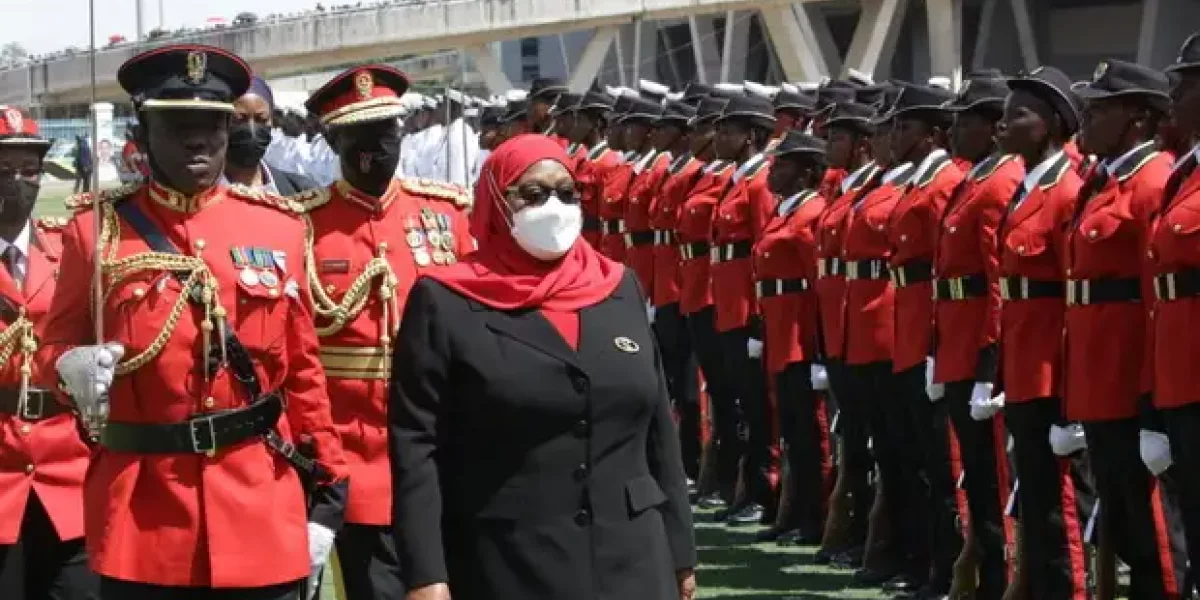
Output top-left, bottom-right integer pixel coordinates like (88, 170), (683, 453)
(302, 214), (400, 349)
(0, 311), (39, 416)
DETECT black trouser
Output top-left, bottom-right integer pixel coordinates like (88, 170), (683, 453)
(718, 324), (772, 507)
(944, 379), (1009, 599)
(335, 523), (406, 600)
(1006, 397), (1088, 600)
(0, 491), (98, 600)
(99, 578), (302, 600)
(1166, 402), (1200, 597)
(776, 360), (830, 536)
(1084, 417), (1187, 600)
(687, 306), (741, 499)
(894, 366), (960, 586)
(835, 361), (877, 544)
(653, 303), (701, 480)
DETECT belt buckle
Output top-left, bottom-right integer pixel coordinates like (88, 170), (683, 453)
(1081, 279), (1090, 305)
(1167, 273), (1178, 301)
(709, 246), (720, 264)
(19, 390), (43, 421)
(950, 277), (965, 300)
(189, 415), (218, 456)
(832, 258), (841, 276)
(755, 281), (765, 299)
(775, 280), (784, 296)
(846, 261), (859, 280)
(818, 259), (828, 278)
(1000, 278), (1011, 301)
(1066, 279), (1076, 305)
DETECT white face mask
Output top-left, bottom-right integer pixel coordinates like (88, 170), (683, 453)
(511, 194), (582, 261)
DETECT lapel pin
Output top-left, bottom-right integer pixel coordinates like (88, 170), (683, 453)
(614, 336), (640, 353)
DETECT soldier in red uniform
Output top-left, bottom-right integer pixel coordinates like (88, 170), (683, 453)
(1155, 32), (1200, 591)
(623, 102), (675, 296)
(298, 64), (473, 600)
(752, 131), (830, 544)
(571, 91), (619, 248)
(1068, 59), (1188, 598)
(996, 65), (1090, 600)
(710, 95), (778, 525)
(676, 96), (740, 509)
(526, 77), (568, 139)
(593, 96), (638, 261)
(930, 75), (1025, 600)
(646, 101), (703, 482)
(876, 83), (968, 593)
(39, 45), (349, 600)
(0, 107), (97, 598)
(812, 101), (881, 565)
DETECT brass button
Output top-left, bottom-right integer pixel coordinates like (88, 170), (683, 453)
(725, 215), (732, 220)
(133, 288), (146, 298)
(949, 226), (957, 233)
(24, 464), (33, 474)
(204, 396), (216, 409)
(876, 225), (884, 231)
(1173, 223), (1183, 233)
(269, 288), (280, 298)
(1067, 268), (1073, 276)
(900, 234), (908, 242)
(1017, 245), (1026, 254)
(1147, 249), (1155, 258)
(379, 241), (389, 252)
(764, 252), (771, 258)
(20, 424), (31, 435)
(1088, 229), (1098, 239)
(193, 239), (207, 251)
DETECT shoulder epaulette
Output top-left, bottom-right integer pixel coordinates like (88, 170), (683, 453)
(64, 183), (139, 213)
(228, 183), (304, 214)
(401, 178), (472, 208)
(971, 154), (1018, 183)
(36, 216), (68, 231)
(287, 186), (333, 213)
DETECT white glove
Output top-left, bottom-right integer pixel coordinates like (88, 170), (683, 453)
(747, 337), (764, 359)
(1049, 423), (1087, 456)
(646, 302), (657, 324)
(810, 364), (830, 391)
(306, 522), (336, 600)
(1139, 429), (1173, 476)
(925, 357), (945, 401)
(55, 343), (124, 415)
(968, 383), (1005, 421)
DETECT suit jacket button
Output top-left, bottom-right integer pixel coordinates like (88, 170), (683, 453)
(573, 419), (590, 437)
(571, 375), (589, 394)
(574, 509), (591, 526)
(574, 463), (590, 481)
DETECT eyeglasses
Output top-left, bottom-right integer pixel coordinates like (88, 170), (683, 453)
(506, 183), (579, 205)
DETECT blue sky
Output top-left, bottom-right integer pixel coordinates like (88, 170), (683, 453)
(6, 0), (319, 54)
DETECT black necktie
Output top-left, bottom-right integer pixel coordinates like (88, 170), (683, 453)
(2, 246), (23, 290)
(1163, 155), (1198, 210)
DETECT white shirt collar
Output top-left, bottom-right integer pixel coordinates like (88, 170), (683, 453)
(882, 162), (914, 185)
(910, 148), (948, 184)
(732, 152), (768, 184)
(220, 163), (278, 195)
(1022, 150), (1065, 195)
(0, 221), (32, 259)
(1105, 140), (1155, 177)
(841, 161), (876, 194)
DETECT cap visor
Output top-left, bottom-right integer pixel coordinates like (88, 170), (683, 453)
(325, 104), (407, 127)
(140, 99), (234, 112)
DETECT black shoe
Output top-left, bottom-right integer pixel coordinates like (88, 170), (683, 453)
(812, 547), (836, 565)
(829, 545), (865, 569)
(881, 573), (922, 593)
(697, 493), (727, 510)
(852, 566), (899, 587)
(754, 526), (786, 543)
(912, 582), (950, 600)
(776, 529), (822, 546)
(725, 503), (764, 526)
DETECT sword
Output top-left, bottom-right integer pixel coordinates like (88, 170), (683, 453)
(83, 0), (107, 441)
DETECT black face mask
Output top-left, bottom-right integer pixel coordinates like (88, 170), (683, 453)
(345, 133), (401, 187)
(227, 121), (273, 169)
(0, 179), (39, 218)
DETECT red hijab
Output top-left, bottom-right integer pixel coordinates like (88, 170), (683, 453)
(427, 134), (625, 311)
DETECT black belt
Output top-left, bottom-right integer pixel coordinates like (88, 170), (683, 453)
(1154, 269), (1200, 302)
(889, 260), (934, 287)
(679, 241), (710, 261)
(755, 278), (812, 298)
(844, 259), (888, 281)
(1065, 277), (1141, 306)
(582, 216), (601, 232)
(933, 273), (988, 301)
(99, 393), (283, 456)
(0, 389), (69, 422)
(601, 219), (625, 235)
(710, 241), (752, 263)
(623, 230), (656, 248)
(817, 257), (843, 278)
(999, 276), (1064, 300)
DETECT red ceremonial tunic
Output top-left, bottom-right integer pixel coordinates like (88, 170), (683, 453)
(38, 182), (348, 587)
(0, 219), (89, 546)
(677, 162), (735, 316)
(1150, 151), (1200, 408)
(649, 155), (703, 308)
(577, 143), (621, 249)
(711, 155), (774, 332)
(999, 151), (1079, 403)
(597, 155), (637, 262)
(843, 165), (909, 365)
(816, 164), (877, 361)
(819, 168), (847, 202)
(888, 152), (963, 372)
(933, 154), (1022, 384)
(624, 151), (672, 294)
(752, 189), (825, 373)
(1063, 143), (1168, 421)
(303, 179), (472, 525)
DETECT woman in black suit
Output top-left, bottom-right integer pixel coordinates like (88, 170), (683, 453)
(389, 134), (697, 600)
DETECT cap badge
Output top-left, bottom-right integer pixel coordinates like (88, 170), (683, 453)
(3, 108), (23, 134)
(1093, 62), (1108, 82)
(355, 71), (374, 101)
(614, 336), (640, 354)
(185, 51), (207, 85)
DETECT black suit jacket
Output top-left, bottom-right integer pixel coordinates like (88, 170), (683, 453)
(389, 270), (696, 600)
(266, 164), (318, 196)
